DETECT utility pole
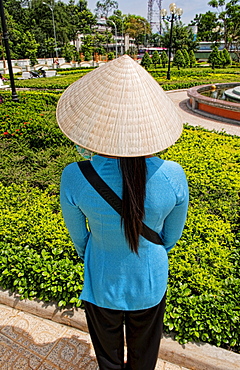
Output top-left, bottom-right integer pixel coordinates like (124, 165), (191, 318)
(0, 0), (19, 101)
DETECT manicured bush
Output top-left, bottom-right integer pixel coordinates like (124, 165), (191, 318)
(141, 51), (152, 70)
(182, 49), (190, 68)
(208, 46), (222, 69)
(0, 91), (239, 353)
(152, 50), (160, 68)
(189, 50), (196, 68)
(160, 50), (168, 68)
(173, 50), (186, 70)
(0, 183), (83, 307)
(1, 91), (78, 190)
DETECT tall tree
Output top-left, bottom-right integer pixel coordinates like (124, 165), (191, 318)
(108, 10), (125, 33)
(95, 0), (118, 18)
(160, 22), (199, 55)
(124, 15), (150, 47)
(190, 11), (219, 42)
(208, 0), (240, 50)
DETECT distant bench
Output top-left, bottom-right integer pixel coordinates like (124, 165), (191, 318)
(21, 70), (57, 79)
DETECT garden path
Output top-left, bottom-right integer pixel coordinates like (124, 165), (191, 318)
(166, 89), (240, 137)
(0, 303), (190, 370)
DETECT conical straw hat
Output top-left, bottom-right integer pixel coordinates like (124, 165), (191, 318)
(56, 55), (183, 157)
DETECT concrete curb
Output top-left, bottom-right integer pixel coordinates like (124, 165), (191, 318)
(0, 288), (239, 370)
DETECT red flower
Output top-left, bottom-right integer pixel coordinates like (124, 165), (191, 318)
(16, 129), (20, 131)
(3, 132), (9, 135)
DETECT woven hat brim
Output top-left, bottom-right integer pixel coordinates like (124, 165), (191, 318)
(56, 55), (183, 157)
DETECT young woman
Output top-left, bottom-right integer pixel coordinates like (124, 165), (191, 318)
(57, 55), (189, 370)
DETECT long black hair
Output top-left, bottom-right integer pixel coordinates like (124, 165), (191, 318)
(119, 157), (147, 254)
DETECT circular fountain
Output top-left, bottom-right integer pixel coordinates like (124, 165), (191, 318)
(225, 86), (240, 102)
(187, 83), (240, 124)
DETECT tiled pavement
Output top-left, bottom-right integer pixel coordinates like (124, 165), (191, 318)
(0, 304), (190, 370)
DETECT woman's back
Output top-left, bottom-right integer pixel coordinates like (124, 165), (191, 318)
(60, 155), (188, 310)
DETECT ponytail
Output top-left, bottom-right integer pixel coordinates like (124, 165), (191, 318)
(119, 157), (147, 254)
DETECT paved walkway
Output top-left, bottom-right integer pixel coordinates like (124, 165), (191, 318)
(0, 303), (190, 370)
(166, 89), (240, 136)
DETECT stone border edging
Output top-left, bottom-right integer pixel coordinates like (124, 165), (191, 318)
(186, 83), (240, 125)
(0, 288), (239, 370)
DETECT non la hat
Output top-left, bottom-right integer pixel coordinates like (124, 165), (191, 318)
(56, 54), (183, 157)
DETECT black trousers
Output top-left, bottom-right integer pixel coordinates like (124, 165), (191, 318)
(84, 293), (166, 370)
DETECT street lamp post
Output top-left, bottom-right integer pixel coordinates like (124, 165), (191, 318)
(107, 19), (118, 58)
(43, 1), (58, 64)
(0, 0), (19, 101)
(115, 15), (124, 55)
(138, 19), (147, 47)
(161, 3), (183, 80)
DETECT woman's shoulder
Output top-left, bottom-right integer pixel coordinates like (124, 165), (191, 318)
(161, 159), (185, 174)
(61, 162), (81, 183)
(148, 156), (184, 176)
(62, 161), (80, 173)
(148, 157), (188, 196)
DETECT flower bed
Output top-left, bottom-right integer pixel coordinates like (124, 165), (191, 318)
(0, 91), (239, 352)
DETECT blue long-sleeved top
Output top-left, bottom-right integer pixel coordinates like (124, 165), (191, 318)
(60, 155), (189, 310)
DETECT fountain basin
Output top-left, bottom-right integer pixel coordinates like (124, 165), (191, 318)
(225, 86), (240, 101)
(187, 83), (240, 125)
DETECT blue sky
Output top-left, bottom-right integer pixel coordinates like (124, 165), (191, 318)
(85, 0), (214, 26)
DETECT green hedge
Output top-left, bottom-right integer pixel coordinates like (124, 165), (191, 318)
(12, 66), (240, 91)
(0, 91), (239, 352)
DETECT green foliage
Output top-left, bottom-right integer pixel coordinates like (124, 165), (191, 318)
(161, 22), (199, 54)
(0, 91), (79, 190)
(173, 50), (185, 70)
(3, 0), (98, 60)
(219, 50), (227, 67)
(0, 184), (83, 307)
(152, 50), (160, 68)
(107, 52), (115, 60)
(15, 70), (90, 89)
(190, 11), (218, 42)
(124, 15), (151, 44)
(222, 48), (232, 66)
(182, 49), (190, 68)
(61, 43), (76, 63)
(208, 46), (222, 69)
(141, 51), (152, 70)
(149, 67), (240, 90)
(160, 126), (240, 351)
(189, 50), (196, 68)
(0, 85), (240, 352)
(10, 66), (240, 93)
(160, 51), (168, 68)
